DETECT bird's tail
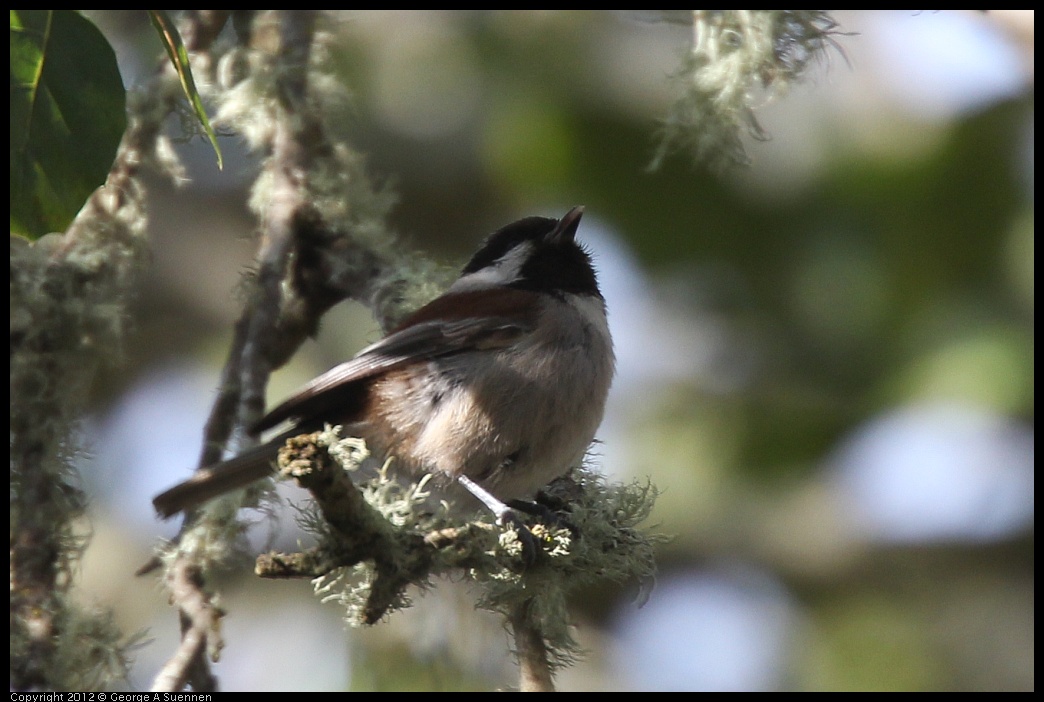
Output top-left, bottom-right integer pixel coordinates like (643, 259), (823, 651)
(152, 439), (283, 518)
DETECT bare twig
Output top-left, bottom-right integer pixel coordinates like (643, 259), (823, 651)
(151, 560), (222, 693)
(510, 602), (556, 692)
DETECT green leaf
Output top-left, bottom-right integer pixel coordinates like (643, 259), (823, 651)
(10, 10), (127, 240)
(148, 10), (224, 170)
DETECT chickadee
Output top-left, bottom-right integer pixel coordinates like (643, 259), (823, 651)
(153, 206), (615, 528)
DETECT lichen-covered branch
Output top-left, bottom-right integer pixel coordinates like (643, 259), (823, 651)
(263, 428), (661, 688)
(9, 9), (200, 691)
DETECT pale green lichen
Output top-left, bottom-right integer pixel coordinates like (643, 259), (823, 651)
(652, 10), (844, 170)
(298, 427), (662, 670)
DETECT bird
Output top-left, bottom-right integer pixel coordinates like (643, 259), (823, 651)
(152, 206), (614, 534)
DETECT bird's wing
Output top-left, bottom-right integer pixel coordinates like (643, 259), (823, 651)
(252, 288), (539, 433)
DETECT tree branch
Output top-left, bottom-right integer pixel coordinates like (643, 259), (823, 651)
(510, 601), (556, 692)
(150, 560), (222, 693)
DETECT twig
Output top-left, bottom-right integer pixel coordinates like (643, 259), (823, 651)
(510, 601), (556, 692)
(151, 559), (222, 692)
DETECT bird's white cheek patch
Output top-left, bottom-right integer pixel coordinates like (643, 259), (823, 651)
(449, 242), (533, 292)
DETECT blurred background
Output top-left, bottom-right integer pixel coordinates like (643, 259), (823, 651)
(75, 10), (1032, 691)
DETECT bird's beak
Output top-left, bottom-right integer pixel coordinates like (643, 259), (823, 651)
(549, 205), (584, 245)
